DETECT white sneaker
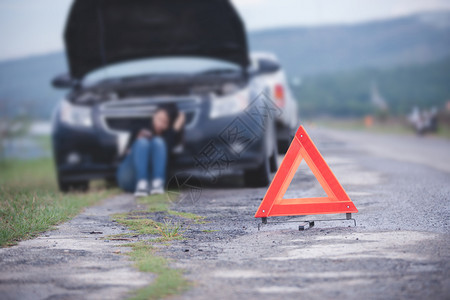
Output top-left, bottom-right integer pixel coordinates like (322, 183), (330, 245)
(134, 180), (149, 197)
(150, 178), (164, 195)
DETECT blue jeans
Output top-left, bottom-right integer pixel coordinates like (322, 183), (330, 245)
(116, 137), (167, 192)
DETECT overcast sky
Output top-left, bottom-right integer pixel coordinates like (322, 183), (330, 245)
(0, 0), (449, 61)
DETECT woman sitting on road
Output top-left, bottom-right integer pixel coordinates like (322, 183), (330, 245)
(116, 104), (185, 197)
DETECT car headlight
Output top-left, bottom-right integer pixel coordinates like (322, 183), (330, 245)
(209, 88), (249, 119)
(59, 100), (93, 127)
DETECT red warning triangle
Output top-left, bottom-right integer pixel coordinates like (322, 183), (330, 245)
(255, 125), (358, 218)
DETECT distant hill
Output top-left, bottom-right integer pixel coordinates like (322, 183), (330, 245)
(249, 11), (450, 76)
(0, 53), (67, 120)
(0, 11), (449, 120)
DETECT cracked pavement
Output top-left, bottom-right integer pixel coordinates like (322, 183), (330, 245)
(1, 127), (449, 299)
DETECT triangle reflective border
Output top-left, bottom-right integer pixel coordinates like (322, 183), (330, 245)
(255, 126), (358, 218)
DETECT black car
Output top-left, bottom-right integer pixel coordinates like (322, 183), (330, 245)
(52, 0), (288, 191)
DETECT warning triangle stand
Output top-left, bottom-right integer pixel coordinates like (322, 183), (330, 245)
(255, 125), (357, 229)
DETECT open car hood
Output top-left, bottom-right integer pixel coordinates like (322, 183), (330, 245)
(65, 0), (249, 79)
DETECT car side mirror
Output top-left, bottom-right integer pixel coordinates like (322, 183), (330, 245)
(257, 59), (280, 74)
(52, 73), (78, 89)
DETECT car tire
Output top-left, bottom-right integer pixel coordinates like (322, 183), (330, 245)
(105, 177), (117, 188)
(244, 156), (270, 187)
(269, 140), (279, 173)
(277, 139), (290, 154)
(58, 177), (89, 193)
(244, 120), (276, 187)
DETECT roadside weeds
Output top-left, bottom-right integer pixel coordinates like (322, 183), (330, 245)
(123, 241), (190, 300)
(110, 193), (206, 299)
(0, 158), (117, 247)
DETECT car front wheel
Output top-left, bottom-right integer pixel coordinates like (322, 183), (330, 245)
(58, 176), (89, 193)
(244, 121), (277, 187)
(244, 155), (270, 187)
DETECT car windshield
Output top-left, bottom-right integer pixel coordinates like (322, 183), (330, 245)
(83, 57), (241, 85)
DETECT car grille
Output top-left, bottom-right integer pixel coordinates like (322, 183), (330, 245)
(99, 97), (199, 133)
(104, 111), (196, 132)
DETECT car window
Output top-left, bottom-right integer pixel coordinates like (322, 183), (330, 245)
(83, 57), (241, 85)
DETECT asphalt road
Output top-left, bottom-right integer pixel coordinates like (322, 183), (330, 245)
(165, 127), (450, 299)
(1, 127), (449, 299)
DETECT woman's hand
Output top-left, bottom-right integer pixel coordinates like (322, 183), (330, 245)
(138, 129), (152, 138)
(174, 112), (186, 132)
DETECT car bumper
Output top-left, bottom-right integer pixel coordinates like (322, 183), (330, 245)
(53, 112), (266, 182)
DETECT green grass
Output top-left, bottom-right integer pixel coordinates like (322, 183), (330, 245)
(167, 210), (206, 224)
(153, 219), (184, 240)
(125, 242), (190, 300)
(112, 199), (191, 300)
(111, 194), (197, 242)
(110, 193), (206, 299)
(436, 125), (450, 139)
(111, 211), (186, 242)
(137, 193), (206, 224)
(112, 212), (162, 235)
(0, 158), (115, 247)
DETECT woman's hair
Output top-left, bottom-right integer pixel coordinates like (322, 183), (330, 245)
(157, 103), (179, 127)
